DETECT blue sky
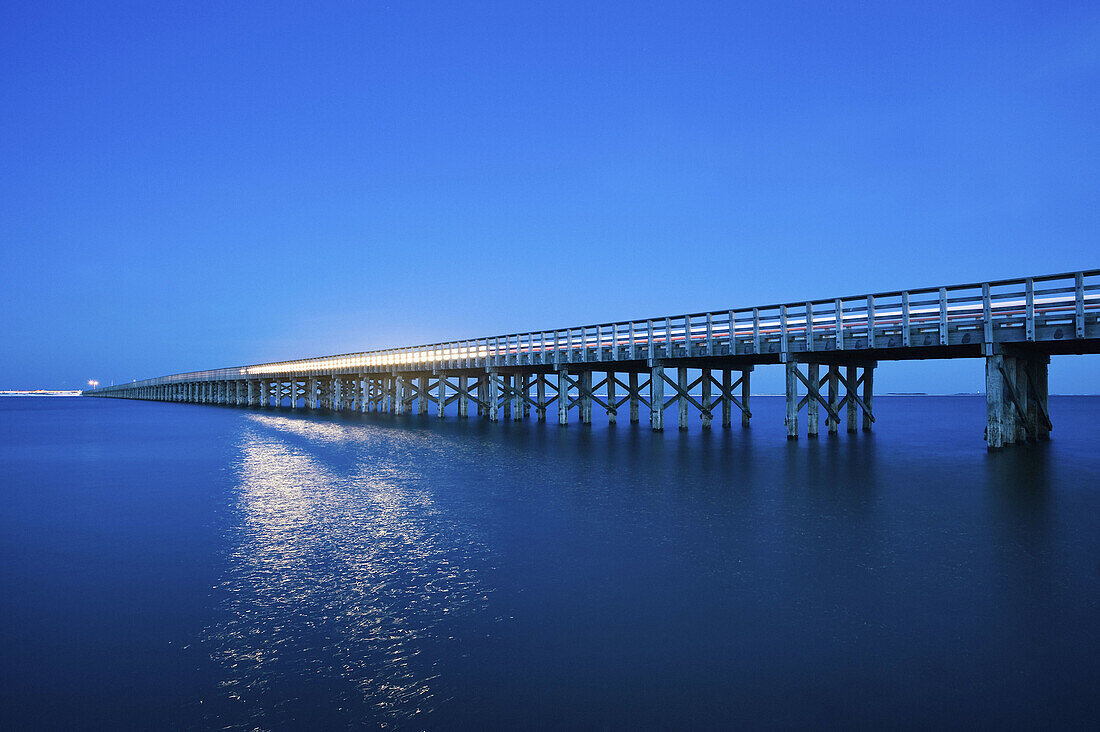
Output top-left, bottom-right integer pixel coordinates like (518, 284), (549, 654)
(1, 1), (1097, 392)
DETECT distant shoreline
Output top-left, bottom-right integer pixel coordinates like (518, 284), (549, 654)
(0, 391), (84, 397)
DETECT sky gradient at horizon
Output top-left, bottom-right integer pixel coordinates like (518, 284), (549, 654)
(1, 2), (1097, 393)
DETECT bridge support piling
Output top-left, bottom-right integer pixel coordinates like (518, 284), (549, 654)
(419, 376), (429, 415)
(458, 375), (469, 418)
(558, 369), (569, 425)
(1002, 358), (1017, 445)
(522, 374), (530, 419)
(742, 369), (752, 428)
(785, 361), (799, 439)
(395, 375), (406, 415)
(678, 367), (689, 430)
(863, 365), (875, 432)
(580, 371), (592, 424)
(536, 374), (547, 421)
(721, 370), (731, 428)
(629, 372), (640, 424)
(986, 354), (1006, 449)
(807, 363), (820, 437)
(1034, 357), (1050, 440)
(827, 367), (839, 434)
(846, 366), (857, 433)
(650, 364), (664, 431)
(437, 375), (447, 418)
(1014, 359), (1029, 443)
(699, 369), (712, 428)
(489, 372), (500, 422)
(606, 371), (616, 425)
(513, 374), (524, 421)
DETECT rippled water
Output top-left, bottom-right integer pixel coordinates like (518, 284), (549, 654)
(2, 396), (1099, 729)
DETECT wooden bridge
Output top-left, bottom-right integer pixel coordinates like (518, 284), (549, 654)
(85, 270), (1100, 449)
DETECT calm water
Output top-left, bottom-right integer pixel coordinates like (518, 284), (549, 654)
(1, 395), (1099, 729)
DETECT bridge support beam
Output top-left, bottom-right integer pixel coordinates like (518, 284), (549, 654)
(807, 363), (820, 437)
(827, 368), (839, 434)
(536, 374), (547, 421)
(488, 372), (500, 422)
(513, 374), (525, 421)
(458, 376), (469, 418)
(629, 372), (640, 424)
(606, 371), (617, 425)
(558, 369), (569, 425)
(580, 371), (592, 424)
(650, 364), (664, 431)
(785, 361), (799, 439)
(700, 369), (712, 428)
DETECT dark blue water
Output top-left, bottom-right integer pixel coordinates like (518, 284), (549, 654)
(2, 395), (1099, 729)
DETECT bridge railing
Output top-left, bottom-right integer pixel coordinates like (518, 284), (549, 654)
(89, 270), (1099, 392)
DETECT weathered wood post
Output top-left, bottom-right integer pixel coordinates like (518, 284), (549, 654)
(629, 372), (640, 424)
(1015, 360), (1029, 443)
(419, 376), (430, 415)
(558, 369), (569, 425)
(513, 373), (525, 421)
(741, 369), (751, 428)
(606, 371), (616, 425)
(862, 365), (874, 432)
(458, 375), (469, 418)
(678, 367), (689, 430)
(785, 361), (798, 439)
(1002, 358), (1016, 445)
(489, 372), (500, 422)
(580, 371), (592, 424)
(502, 373), (512, 420)
(807, 363), (820, 437)
(650, 363), (665, 431)
(700, 368), (712, 428)
(1035, 357), (1050, 440)
(986, 353), (1005, 449)
(827, 367), (839, 434)
(536, 373), (546, 421)
(846, 366), (857, 433)
(721, 370), (731, 428)
(437, 374), (447, 418)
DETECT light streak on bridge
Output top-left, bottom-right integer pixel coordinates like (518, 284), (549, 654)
(85, 270), (1100, 449)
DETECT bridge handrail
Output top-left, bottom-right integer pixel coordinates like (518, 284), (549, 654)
(87, 269), (1099, 391)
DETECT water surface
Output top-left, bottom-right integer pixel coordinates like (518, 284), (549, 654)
(2, 396), (1098, 729)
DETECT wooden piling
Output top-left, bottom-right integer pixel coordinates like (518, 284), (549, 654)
(846, 366), (857, 433)
(678, 367), (689, 430)
(606, 371), (616, 425)
(827, 366), (839, 435)
(701, 368), (712, 428)
(807, 363), (820, 437)
(558, 369), (569, 425)
(741, 369), (751, 428)
(629, 372), (640, 423)
(986, 354), (1005, 449)
(785, 361), (798, 439)
(650, 364), (664, 431)
(862, 365), (874, 432)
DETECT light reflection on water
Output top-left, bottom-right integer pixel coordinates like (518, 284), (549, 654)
(203, 413), (490, 728)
